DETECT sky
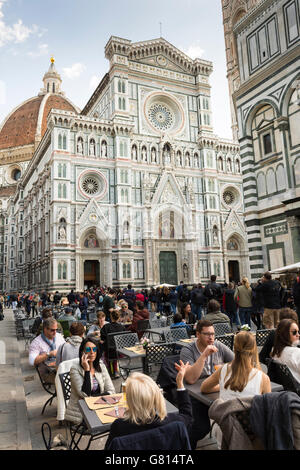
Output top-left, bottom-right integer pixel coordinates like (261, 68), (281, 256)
(0, 0), (233, 140)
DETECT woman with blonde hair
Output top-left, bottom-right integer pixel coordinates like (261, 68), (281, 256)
(200, 331), (271, 398)
(234, 277), (253, 328)
(104, 360), (193, 448)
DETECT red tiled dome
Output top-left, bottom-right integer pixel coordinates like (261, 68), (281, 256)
(0, 94), (77, 150)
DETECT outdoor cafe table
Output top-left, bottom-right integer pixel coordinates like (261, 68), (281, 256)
(116, 345), (147, 373)
(78, 396), (179, 436)
(185, 378), (284, 407)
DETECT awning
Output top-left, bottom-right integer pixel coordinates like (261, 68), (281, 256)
(269, 262), (300, 274)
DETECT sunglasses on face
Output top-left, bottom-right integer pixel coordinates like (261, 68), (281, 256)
(291, 330), (300, 336)
(85, 347), (97, 353)
(48, 328), (57, 332)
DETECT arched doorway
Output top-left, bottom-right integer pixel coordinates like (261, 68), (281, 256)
(159, 251), (178, 285)
(228, 260), (240, 283)
(84, 260), (100, 288)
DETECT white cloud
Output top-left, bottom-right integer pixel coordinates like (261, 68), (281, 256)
(181, 41), (204, 60)
(0, 1), (41, 47)
(27, 43), (49, 58)
(89, 75), (99, 89)
(0, 80), (6, 105)
(62, 63), (86, 80)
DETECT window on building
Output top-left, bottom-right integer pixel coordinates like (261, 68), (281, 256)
(285, 1), (299, 44)
(63, 135), (67, 150)
(58, 164), (62, 178)
(263, 133), (273, 155)
(58, 134), (62, 149)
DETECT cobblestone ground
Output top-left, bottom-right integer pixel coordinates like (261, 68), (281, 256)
(0, 308), (218, 450)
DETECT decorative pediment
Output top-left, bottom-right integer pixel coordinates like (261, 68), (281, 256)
(77, 198), (110, 237)
(223, 209), (247, 240)
(151, 171), (186, 207)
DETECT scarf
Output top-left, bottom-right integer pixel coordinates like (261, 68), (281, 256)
(41, 333), (56, 351)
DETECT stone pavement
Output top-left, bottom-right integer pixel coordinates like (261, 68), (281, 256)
(0, 307), (218, 451)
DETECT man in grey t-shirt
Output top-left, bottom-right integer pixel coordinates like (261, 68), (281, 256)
(180, 319), (234, 448)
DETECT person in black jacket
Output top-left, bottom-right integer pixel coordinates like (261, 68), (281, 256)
(223, 282), (240, 329)
(259, 307), (299, 365)
(255, 272), (282, 329)
(292, 276), (300, 324)
(204, 275), (223, 304)
(104, 360), (193, 449)
(190, 283), (205, 320)
(101, 309), (125, 378)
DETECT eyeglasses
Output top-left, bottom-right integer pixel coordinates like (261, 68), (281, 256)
(48, 328), (57, 332)
(85, 347), (97, 353)
(291, 330), (300, 336)
(201, 332), (215, 337)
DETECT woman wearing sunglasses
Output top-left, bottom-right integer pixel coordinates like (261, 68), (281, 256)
(65, 337), (115, 425)
(271, 319), (300, 383)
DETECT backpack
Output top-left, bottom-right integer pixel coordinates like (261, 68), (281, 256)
(192, 290), (204, 305)
(180, 289), (190, 303)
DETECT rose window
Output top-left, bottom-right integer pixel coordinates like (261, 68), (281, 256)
(223, 191), (235, 205)
(148, 103), (173, 131)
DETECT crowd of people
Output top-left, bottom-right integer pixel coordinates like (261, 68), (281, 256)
(3, 270), (300, 449)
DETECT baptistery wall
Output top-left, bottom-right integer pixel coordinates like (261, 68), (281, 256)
(3, 37), (248, 293)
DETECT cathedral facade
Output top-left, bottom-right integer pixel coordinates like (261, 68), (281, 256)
(221, 0), (300, 280)
(0, 37), (248, 293)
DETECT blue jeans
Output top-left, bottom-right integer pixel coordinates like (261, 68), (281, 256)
(238, 307), (252, 328)
(170, 303), (177, 315)
(192, 304), (203, 320)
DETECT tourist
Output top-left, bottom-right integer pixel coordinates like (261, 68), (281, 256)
(55, 322), (85, 367)
(180, 319), (234, 448)
(205, 299), (231, 326)
(204, 275), (223, 304)
(149, 287), (158, 313)
(234, 277), (253, 328)
(102, 288), (116, 322)
(104, 360), (192, 449)
(87, 310), (108, 337)
(64, 337), (115, 425)
(33, 307), (63, 336)
(117, 300), (133, 324)
(223, 282), (240, 329)
(180, 302), (196, 325)
(190, 283), (205, 321)
(292, 276), (300, 324)
(58, 307), (77, 323)
(29, 317), (65, 384)
(130, 301), (150, 339)
(271, 318), (300, 383)
(255, 272), (282, 329)
(168, 287), (178, 315)
(122, 284), (136, 311)
(259, 308), (299, 364)
(101, 309), (126, 378)
(200, 330), (271, 397)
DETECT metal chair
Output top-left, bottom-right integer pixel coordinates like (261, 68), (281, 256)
(144, 343), (176, 379)
(113, 332), (143, 379)
(256, 329), (274, 347)
(35, 366), (57, 415)
(170, 327), (188, 341)
(22, 318), (37, 349)
(267, 359), (300, 396)
(163, 329), (174, 343)
(214, 322), (232, 336)
(166, 315), (174, 326)
(216, 334), (234, 350)
(59, 372), (108, 450)
(105, 330), (130, 378)
(137, 319), (150, 337)
(150, 318), (163, 328)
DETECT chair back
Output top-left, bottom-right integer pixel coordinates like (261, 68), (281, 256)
(145, 343), (175, 369)
(106, 421), (191, 450)
(137, 319), (150, 332)
(166, 315), (174, 326)
(59, 372), (72, 405)
(163, 329), (174, 343)
(256, 329), (273, 347)
(267, 359), (300, 395)
(170, 327), (188, 341)
(114, 332), (139, 350)
(216, 334), (234, 350)
(150, 318), (163, 328)
(214, 322), (232, 336)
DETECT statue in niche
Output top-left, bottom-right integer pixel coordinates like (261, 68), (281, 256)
(212, 226), (219, 246)
(226, 158), (232, 172)
(89, 140), (95, 156)
(101, 141), (107, 158)
(218, 157), (223, 171)
(142, 147), (147, 161)
(163, 146), (171, 165)
(58, 225), (66, 240)
(183, 263), (188, 279)
(235, 159), (240, 173)
(151, 148), (157, 163)
(123, 221), (130, 243)
(77, 138), (83, 155)
(132, 145), (137, 160)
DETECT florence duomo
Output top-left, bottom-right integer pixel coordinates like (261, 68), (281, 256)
(0, 35), (248, 292)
